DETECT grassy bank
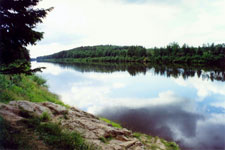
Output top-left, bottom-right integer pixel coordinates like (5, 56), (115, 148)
(0, 74), (67, 107)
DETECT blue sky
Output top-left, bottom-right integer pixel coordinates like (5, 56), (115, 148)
(28, 0), (225, 57)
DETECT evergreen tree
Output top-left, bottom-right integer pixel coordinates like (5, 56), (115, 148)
(0, 0), (52, 70)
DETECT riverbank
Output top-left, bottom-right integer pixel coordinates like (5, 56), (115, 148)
(0, 74), (180, 150)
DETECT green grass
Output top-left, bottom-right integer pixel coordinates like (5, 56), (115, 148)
(133, 132), (143, 139)
(40, 112), (51, 122)
(0, 74), (68, 107)
(99, 117), (122, 129)
(161, 139), (180, 150)
(37, 122), (88, 149)
(29, 117), (95, 150)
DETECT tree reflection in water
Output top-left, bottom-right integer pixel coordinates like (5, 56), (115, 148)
(38, 61), (225, 82)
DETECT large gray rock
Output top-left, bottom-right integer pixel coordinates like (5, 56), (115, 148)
(9, 100), (52, 117)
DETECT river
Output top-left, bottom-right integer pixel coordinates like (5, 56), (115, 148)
(32, 61), (225, 150)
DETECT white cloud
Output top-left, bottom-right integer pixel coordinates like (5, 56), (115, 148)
(28, 0), (225, 57)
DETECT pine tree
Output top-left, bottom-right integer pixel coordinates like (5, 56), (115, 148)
(0, 0), (52, 71)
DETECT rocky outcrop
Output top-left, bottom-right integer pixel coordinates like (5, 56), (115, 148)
(0, 101), (178, 150)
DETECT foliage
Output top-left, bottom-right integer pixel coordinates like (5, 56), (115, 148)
(37, 43), (225, 66)
(100, 117), (122, 129)
(0, 61), (31, 74)
(0, 62), (46, 75)
(37, 45), (147, 63)
(0, 74), (67, 107)
(0, 0), (52, 73)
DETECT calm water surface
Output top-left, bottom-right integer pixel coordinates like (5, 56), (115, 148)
(32, 62), (225, 150)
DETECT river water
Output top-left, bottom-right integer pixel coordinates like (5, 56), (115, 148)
(32, 61), (225, 150)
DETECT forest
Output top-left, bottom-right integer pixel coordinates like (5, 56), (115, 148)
(37, 43), (225, 66)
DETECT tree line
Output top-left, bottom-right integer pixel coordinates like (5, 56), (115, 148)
(37, 43), (225, 66)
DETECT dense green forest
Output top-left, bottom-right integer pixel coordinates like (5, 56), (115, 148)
(37, 43), (225, 66)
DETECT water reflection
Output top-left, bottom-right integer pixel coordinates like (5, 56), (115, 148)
(37, 61), (225, 81)
(33, 61), (225, 150)
(98, 105), (225, 150)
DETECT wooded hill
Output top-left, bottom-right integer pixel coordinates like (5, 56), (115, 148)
(37, 43), (225, 66)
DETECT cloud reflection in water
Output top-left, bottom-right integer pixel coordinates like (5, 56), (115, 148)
(98, 101), (225, 150)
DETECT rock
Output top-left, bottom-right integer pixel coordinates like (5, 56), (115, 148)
(9, 100), (52, 117)
(116, 135), (129, 141)
(155, 138), (166, 150)
(0, 104), (23, 122)
(119, 140), (137, 148)
(41, 102), (68, 115)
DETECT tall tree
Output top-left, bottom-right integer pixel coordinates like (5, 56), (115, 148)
(0, 0), (52, 72)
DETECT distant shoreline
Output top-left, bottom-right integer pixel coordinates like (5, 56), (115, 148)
(36, 44), (225, 66)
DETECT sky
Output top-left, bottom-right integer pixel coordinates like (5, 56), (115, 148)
(28, 0), (225, 58)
